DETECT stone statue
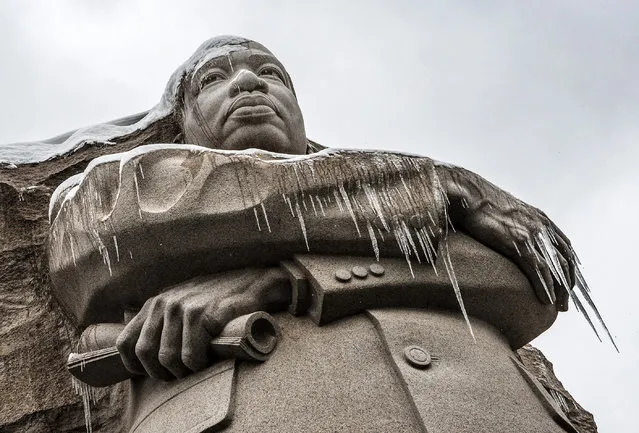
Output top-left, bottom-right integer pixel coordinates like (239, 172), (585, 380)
(6, 36), (608, 432)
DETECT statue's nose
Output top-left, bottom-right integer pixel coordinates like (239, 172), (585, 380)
(228, 69), (268, 97)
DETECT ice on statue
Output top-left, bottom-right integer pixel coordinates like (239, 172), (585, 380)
(1, 34), (608, 433)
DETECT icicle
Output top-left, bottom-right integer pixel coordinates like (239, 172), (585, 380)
(227, 53), (234, 73)
(338, 183), (361, 237)
(398, 173), (416, 207)
(533, 228), (617, 350)
(283, 194), (295, 217)
(133, 171), (142, 219)
(428, 226), (437, 239)
(525, 239), (543, 263)
(260, 203), (271, 233)
(535, 231), (569, 289)
(315, 195), (326, 217)
(415, 229), (431, 263)
(71, 377), (95, 433)
(574, 267), (619, 352)
(366, 220), (380, 261)
(113, 235), (120, 262)
(253, 207), (262, 231)
(533, 263), (554, 304)
(401, 220), (421, 264)
(416, 228), (437, 274)
(512, 241), (522, 256)
(307, 162), (317, 181)
(441, 239), (475, 341)
(426, 210), (436, 227)
(568, 287), (602, 342)
(91, 229), (112, 276)
(392, 222), (414, 277)
(332, 189), (344, 213)
(445, 212), (456, 233)
(295, 201), (310, 251)
(292, 164), (304, 192)
(363, 184), (389, 231)
(69, 235), (77, 267)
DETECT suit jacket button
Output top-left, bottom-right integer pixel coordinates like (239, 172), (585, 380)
(351, 266), (368, 278)
(369, 264), (385, 276)
(335, 269), (352, 282)
(404, 345), (432, 368)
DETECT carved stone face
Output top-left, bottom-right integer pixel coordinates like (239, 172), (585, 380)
(182, 43), (307, 154)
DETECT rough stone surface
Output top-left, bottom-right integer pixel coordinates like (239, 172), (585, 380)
(0, 147), (597, 432)
(517, 345), (597, 433)
(0, 138), (149, 433)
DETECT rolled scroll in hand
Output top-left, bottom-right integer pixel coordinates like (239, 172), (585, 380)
(67, 311), (280, 387)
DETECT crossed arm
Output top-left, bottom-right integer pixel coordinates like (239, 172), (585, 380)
(436, 164), (574, 310)
(115, 163), (575, 380)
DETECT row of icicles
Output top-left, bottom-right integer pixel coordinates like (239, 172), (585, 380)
(64, 148), (616, 433)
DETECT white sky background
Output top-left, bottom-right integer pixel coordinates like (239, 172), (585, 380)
(1, 1), (637, 431)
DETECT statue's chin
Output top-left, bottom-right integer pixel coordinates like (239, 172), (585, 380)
(217, 123), (307, 155)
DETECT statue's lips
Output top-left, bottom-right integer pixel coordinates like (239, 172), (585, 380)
(227, 95), (278, 118)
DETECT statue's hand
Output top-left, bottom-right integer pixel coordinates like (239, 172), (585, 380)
(460, 203), (574, 311)
(438, 164), (575, 311)
(115, 267), (290, 380)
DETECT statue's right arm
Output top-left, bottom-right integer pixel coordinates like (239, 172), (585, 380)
(115, 267), (291, 380)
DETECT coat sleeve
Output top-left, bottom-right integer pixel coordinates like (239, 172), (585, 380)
(281, 232), (558, 349)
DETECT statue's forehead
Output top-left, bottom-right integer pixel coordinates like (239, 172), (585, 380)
(192, 45), (249, 75)
(191, 40), (275, 75)
(182, 38), (293, 95)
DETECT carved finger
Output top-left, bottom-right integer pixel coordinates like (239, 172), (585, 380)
(550, 228), (576, 289)
(116, 311), (147, 376)
(533, 260), (556, 305)
(547, 218), (572, 249)
(135, 309), (173, 381)
(514, 253), (554, 305)
(464, 211), (520, 258)
(181, 309), (212, 372)
(158, 303), (191, 379)
(217, 293), (261, 324)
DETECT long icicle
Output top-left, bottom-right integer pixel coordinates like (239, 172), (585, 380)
(441, 238), (475, 341)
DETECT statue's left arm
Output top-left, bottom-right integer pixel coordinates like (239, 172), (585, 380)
(434, 163), (574, 311)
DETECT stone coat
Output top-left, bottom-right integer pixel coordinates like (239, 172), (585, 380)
(125, 234), (577, 433)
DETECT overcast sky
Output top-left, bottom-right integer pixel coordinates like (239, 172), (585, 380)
(1, 1), (637, 431)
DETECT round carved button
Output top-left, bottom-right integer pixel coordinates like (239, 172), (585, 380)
(351, 266), (368, 278)
(335, 269), (352, 282)
(403, 345), (431, 368)
(369, 263), (385, 276)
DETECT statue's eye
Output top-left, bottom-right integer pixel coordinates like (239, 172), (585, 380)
(200, 71), (226, 89)
(258, 65), (285, 83)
